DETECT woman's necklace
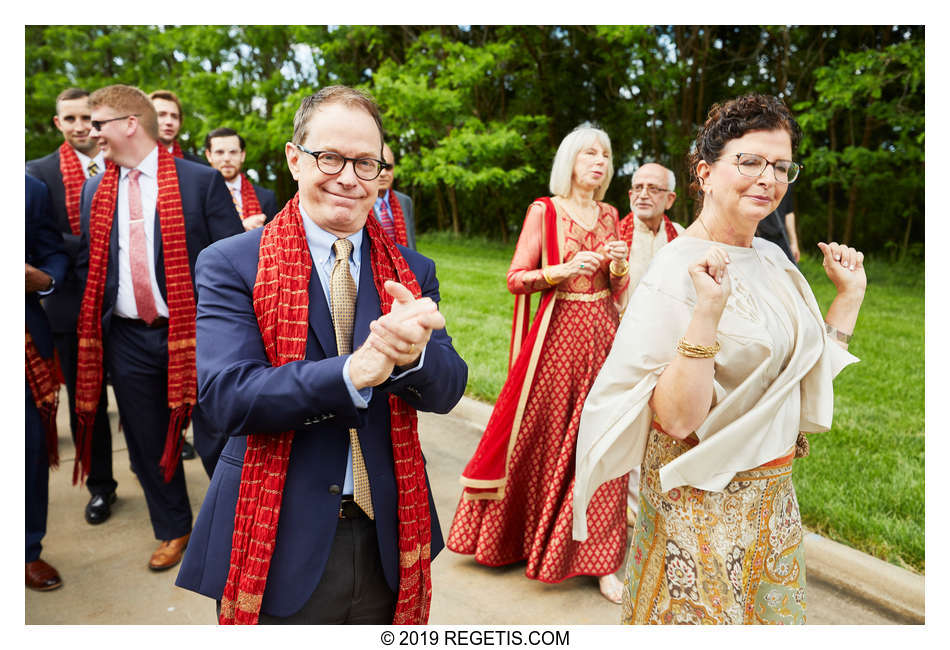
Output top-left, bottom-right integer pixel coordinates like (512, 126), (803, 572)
(557, 196), (598, 230)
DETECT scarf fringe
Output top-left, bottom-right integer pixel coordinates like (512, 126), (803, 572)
(159, 404), (192, 483)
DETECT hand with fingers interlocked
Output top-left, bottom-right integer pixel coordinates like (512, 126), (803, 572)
(348, 280), (446, 389)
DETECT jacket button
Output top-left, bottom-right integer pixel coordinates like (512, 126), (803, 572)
(328, 484), (342, 495)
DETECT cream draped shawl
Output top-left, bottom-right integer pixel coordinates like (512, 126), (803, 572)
(573, 236), (858, 541)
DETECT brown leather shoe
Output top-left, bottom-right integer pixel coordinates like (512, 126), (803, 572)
(148, 533), (190, 571)
(26, 559), (63, 591)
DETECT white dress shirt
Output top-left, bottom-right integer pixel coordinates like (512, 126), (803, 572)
(113, 146), (169, 319)
(226, 175), (242, 216)
(74, 148), (106, 178)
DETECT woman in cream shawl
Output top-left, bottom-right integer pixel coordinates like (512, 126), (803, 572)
(574, 94), (867, 624)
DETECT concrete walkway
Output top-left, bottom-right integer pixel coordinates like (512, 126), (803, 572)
(25, 391), (922, 624)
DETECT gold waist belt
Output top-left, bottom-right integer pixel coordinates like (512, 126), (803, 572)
(555, 289), (610, 302)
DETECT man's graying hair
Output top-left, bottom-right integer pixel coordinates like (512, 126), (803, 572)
(292, 86), (384, 157)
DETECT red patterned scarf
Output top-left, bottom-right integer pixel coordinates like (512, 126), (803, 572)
(387, 191), (409, 247)
(619, 212), (679, 248)
(58, 142), (86, 236)
(219, 195), (432, 625)
(26, 329), (60, 468)
(169, 139), (185, 159)
(238, 174), (262, 218)
(74, 147), (197, 485)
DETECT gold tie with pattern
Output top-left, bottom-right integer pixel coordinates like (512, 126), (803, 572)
(87, 160), (99, 177)
(331, 238), (374, 519)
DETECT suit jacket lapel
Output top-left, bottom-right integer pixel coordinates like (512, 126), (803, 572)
(308, 251), (338, 358)
(353, 231), (381, 350)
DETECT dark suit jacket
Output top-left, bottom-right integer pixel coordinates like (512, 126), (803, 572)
(253, 183), (280, 221)
(175, 226), (467, 617)
(182, 149), (207, 166)
(26, 175), (68, 359)
(26, 148), (84, 332)
(76, 156), (244, 333)
(393, 190), (416, 251)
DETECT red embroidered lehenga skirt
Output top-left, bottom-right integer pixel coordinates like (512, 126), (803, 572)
(447, 291), (627, 583)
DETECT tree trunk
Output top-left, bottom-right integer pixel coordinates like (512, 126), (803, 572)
(827, 113), (837, 242)
(434, 182), (447, 231)
(447, 185), (460, 234)
(842, 111), (874, 244)
(900, 211), (913, 262)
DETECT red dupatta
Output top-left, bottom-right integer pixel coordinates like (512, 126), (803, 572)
(459, 197), (561, 499)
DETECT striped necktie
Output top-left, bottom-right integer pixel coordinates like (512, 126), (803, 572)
(87, 160), (99, 177)
(229, 186), (243, 218)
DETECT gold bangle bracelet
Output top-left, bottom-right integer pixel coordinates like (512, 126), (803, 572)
(676, 337), (720, 359)
(542, 267), (558, 286)
(610, 260), (629, 277)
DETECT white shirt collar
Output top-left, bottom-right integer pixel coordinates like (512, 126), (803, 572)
(121, 146), (159, 180)
(225, 175), (242, 191)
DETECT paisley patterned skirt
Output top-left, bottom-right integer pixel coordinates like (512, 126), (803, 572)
(622, 427), (805, 625)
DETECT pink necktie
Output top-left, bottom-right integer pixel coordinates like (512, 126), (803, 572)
(127, 169), (159, 325)
(377, 199), (396, 241)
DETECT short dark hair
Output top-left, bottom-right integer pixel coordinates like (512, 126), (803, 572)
(688, 93), (802, 208)
(55, 87), (89, 114)
(292, 85), (383, 157)
(205, 127), (246, 152)
(149, 89), (183, 121)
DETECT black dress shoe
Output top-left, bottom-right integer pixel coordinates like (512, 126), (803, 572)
(181, 440), (196, 460)
(85, 491), (116, 525)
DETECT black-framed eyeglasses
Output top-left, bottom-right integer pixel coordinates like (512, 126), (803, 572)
(90, 114), (139, 131)
(731, 153), (802, 184)
(293, 143), (391, 181)
(631, 183), (669, 195)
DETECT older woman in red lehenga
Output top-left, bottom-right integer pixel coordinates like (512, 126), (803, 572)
(447, 124), (630, 603)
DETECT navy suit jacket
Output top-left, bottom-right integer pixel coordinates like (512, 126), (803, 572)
(252, 183), (279, 220)
(26, 149), (84, 333)
(175, 225), (467, 617)
(76, 157), (244, 332)
(26, 175), (68, 358)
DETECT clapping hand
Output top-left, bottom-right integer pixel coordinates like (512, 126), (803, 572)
(349, 281), (446, 389)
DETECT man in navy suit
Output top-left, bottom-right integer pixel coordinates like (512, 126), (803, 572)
(204, 127), (279, 231)
(26, 174), (69, 590)
(26, 88), (117, 525)
(175, 86), (467, 623)
(76, 84), (243, 571)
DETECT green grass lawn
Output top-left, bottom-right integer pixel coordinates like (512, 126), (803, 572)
(418, 231), (925, 574)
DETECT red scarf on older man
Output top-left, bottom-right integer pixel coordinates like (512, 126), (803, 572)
(74, 147), (196, 485)
(218, 194), (432, 625)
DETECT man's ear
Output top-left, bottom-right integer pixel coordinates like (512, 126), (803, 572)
(285, 142), (301, 181)
(665, 191), (677, 210)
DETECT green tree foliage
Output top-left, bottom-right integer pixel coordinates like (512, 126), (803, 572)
(25, 25), (923, 254)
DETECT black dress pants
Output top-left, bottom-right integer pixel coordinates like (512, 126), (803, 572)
(105, 318), (192, 540)
(53, 329), (116, 497)
(216, 514), (396, 624)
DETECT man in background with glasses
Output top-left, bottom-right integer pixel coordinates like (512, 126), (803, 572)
(373, 144), (417, 250)
(176, 85), (467, 624)
(616, 162), (685, 528)
(75, 84), (242, 573)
